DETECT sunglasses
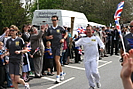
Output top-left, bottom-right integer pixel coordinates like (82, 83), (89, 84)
(10, 29), (17, 32)
(130, 26), (133, 28)
(51, 19), (57, 21)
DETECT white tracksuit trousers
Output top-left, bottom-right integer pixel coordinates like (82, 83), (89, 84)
(84, 60), (100, 87)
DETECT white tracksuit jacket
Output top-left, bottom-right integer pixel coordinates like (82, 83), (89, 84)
(75, 36), (105, 62)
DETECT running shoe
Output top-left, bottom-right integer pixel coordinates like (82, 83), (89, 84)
(55, 76), (61, 84)
(25, 83), (30, 89)
(96, 83), (101, 88)
(89, 86), (95, 89)
(60, 72), (66, 81)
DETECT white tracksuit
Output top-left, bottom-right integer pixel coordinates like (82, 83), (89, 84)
(75, 36), (105, 87)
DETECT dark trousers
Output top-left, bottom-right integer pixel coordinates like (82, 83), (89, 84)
(46, 59), (54, 73)
(63, 49), (68, 64)
(111, 40), (119, 55)
(74, 49), (81, 63)
(0, 66), (6, 86)
(42, 55), (47, 74)
(29, 58), (34, 71)
(69, 48), (74, 59)
(60, 51), (65, 65)
(106, 40), (110, 54)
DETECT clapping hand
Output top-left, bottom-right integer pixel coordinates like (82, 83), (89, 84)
(41, 24), (48, 31)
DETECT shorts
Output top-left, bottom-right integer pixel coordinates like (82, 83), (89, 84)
(9, 61), (22, 75)
(52, 46), (62, 57)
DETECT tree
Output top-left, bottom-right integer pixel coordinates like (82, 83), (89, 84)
(0, 0), (2, 32)
(0, 0), (30, 33)
(121, 0), (133, 24)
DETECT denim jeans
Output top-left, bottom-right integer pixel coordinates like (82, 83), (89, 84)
(6, 72), (13, 86)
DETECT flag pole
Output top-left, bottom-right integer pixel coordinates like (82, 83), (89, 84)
(120, 34), (126, 54)
(116, 21), (126, 54)
(118, 21), (126, 54)
(114, 1), (126, 54)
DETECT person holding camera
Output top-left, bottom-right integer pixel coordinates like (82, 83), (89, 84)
(30, 25), (47, 78)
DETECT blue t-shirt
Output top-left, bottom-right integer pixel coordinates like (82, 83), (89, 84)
(44, 48), (53, 59)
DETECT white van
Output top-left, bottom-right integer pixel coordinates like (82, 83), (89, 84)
(32, 9), (88, 36)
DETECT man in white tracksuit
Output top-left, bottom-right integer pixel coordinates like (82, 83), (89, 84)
(75, 25), (105, 89)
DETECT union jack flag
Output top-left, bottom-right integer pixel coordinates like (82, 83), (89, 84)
(26, 42), (31, 52)
(34, 47), (39, 53)
(114, 1), (124, 21)
(77, 27), (85, 34)
(114, 1), (124, 36)
(78, 48), (82, 55)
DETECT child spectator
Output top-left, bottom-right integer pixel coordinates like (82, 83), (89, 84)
(22, 52), (31, 82)
(22, 42), (31, 82)
(44, 41), (54, 76)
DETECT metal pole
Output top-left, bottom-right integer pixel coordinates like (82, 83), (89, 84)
(37, 0), (39, 10)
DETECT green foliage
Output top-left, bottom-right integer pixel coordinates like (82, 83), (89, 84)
(0, 0), (30, 34)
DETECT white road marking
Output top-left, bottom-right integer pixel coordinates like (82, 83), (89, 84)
(65, 61), (112, 70)
(64, 65), (85, 70)
(99, 60), (109, 63)
(98, 61), (112, 68)
(41, 77), (55, 82)
(47, 77), (75, 89)
(115, 56), (121, 58)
